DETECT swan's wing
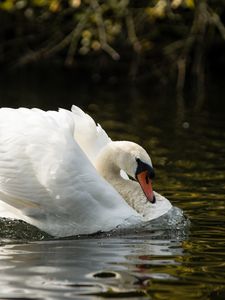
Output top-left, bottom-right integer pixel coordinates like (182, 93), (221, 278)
(0, 108), (138, 236)
(71, 105), (129, 180)
(0, 108), (53, 209)
(71, 105), (111, 163)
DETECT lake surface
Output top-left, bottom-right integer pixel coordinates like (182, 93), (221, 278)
(0, 71), (225, 299)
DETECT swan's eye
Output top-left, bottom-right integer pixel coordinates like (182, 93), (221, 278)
(135, 158), (155, 180)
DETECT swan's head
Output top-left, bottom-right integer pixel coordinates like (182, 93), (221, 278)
(112, 141), (156, 203)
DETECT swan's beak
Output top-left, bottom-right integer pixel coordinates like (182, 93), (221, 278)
(136, 171), (156, 203)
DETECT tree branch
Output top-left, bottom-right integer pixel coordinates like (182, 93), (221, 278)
(90, 0), (120, 60)
(65, 8), (91, 66)
(125, 10), (142, 53)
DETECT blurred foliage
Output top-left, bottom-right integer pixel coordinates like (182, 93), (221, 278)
(0, 0), (225, 94)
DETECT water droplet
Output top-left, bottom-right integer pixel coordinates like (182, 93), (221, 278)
(182, 122), (190, 129)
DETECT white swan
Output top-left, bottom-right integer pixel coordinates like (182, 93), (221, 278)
(0, 105), (172, 237)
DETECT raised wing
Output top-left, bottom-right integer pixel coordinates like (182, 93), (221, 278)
(71, 105), (111, 163)
(71, 105), (129, 180)
(0, 107), (136, 236)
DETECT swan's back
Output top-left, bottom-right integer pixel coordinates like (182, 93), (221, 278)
(0, 107), (139, 237)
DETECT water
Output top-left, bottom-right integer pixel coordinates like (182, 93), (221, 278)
(0, 71), (225, 299)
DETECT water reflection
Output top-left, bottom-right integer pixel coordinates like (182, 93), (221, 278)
(0, 237), (183, 299)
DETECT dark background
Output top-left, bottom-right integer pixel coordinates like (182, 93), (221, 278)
(0, 0), (225, 112)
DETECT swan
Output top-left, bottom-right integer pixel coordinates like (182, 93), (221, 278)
(0, 105), (172, 237)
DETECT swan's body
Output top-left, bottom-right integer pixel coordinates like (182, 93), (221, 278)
(0, 106), (172, 237)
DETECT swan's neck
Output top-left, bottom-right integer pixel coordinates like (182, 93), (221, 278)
(94, 142), (149, 215)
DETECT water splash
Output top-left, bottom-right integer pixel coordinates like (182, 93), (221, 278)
(0, 218), (51, 243)
(112, 206), (190, 240)
(0, 207), (189, 243)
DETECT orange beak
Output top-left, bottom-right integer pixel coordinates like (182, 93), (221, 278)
(136, 170), (156, 203)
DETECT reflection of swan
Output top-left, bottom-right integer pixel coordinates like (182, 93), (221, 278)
(0, 106), (172, 237)
(0, 238), (181, 298)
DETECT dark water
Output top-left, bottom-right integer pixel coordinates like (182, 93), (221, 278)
(0, 71), (225, 299)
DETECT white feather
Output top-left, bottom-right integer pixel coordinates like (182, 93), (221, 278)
(0, 107), (139, 236)
(71, 105), (110, 163)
